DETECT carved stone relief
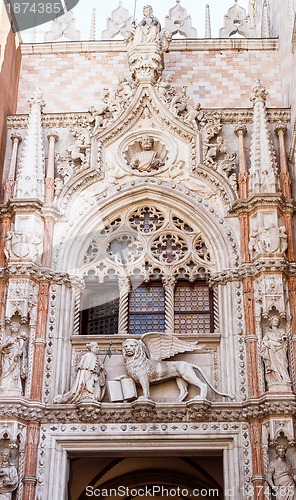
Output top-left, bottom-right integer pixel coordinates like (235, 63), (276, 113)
(266, 445), (296, 499)
(261, 314), (292, 392)
(0, 447), (19, 499)
(117, 333), (233, 402)
(125, 5), (172, 83)
(5, 280), (38, 324)
(53, 342), (106, 404)
(249, 212), (288, 258)
(0, 322), (28, 397)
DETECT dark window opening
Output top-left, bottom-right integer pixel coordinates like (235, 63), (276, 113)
(80, 282), (119, 335)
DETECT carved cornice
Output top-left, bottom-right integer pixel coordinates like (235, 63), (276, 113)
(229, 193), (296, 215)
(0, 263), (84, 288)
(71, 334), (221, 352)
(7, 108), (290, 129)
(20, 38), (279, 56)
(0, 199), (44, 218)
(209, 260), (296, 286)
(0, 395), (295, 424)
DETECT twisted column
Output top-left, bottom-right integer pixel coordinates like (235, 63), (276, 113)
(45, 131), (58, 205)
(118, 277), (131, 334)
(3, 133), (22, 203)
(275, 122), (291, 199)
(234, 123), (248, 199)
(163, 276), (176, 333)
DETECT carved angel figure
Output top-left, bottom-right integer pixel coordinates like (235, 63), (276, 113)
(53, 342), (106, 404)
(0, 448), (18, 500)
(120, 333), (234, 402)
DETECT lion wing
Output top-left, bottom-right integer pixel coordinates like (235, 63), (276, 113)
(141, 332), (198, 361)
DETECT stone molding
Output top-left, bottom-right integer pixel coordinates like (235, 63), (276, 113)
(209, 260), (296, 286)
(20, 38), (279, 56)
(0, 396), (295, 423)
(7, 108), (290, 129)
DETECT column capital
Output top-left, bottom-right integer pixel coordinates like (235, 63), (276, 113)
(275, 121), (287, 136)
(47, 130), (59, 142)
(162, 276), (176, 290)
(234, 123), (247, 137)
(10, 132), (22, 143)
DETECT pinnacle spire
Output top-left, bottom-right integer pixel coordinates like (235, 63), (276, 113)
(89, 8), (96, 41)
(249, 80), (279, 194)
(14, 88), (46, 201)
(205, 4), (212, 38)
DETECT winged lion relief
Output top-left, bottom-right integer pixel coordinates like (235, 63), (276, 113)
(116, 333), (234, 403)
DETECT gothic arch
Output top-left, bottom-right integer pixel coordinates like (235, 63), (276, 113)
(55, 184), (239, 276)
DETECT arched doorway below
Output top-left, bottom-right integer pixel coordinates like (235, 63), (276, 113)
(69, 455), (224, 500)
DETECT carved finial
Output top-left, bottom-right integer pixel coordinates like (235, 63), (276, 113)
(250, 80), (268, 105)
(44, 11), (81, 42)
(28, 87), (46, 110)
(219, 0), (256, 38)
(102, 2), (134, 39)
(165, 0), (197, 39)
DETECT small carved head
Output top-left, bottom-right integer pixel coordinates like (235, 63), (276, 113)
(275, 445), (287, 458)
(140, 136), (154, 151)
(1, 448), (11, 464)
(269, 315), (280, 328)
(10, 322), (20, 335)
(122, 339), (138, 356)
(86, 342), (100, 354)
(143, 5), (153, 17)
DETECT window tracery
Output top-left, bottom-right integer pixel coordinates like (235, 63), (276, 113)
(78, 204), (215, 335)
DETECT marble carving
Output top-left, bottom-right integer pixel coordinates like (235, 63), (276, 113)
(119, 333), (234, 402)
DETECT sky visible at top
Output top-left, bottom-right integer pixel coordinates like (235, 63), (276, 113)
(21, 0), (250, 42)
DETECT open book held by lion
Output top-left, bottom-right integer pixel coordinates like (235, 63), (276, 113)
(118, 333), (234, 402)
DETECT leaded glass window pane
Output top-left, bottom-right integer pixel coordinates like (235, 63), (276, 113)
(129, 283), (165, 335)
(174, 281), (212, 334)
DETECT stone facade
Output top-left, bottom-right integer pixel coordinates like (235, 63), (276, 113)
(0, 1), (296, 499)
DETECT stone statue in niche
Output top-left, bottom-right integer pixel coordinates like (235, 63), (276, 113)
(53, 342), (106, 404)
(0, 322), (27, 397)
(118, 333), (234, 402)
(266, 445), (296, 499)
(0, 448), (18, 500)
(129, 137), (165, 172)
(261, 315), (291, 391)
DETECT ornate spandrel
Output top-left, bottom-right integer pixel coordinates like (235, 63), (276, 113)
(125, 5), (172, 83)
